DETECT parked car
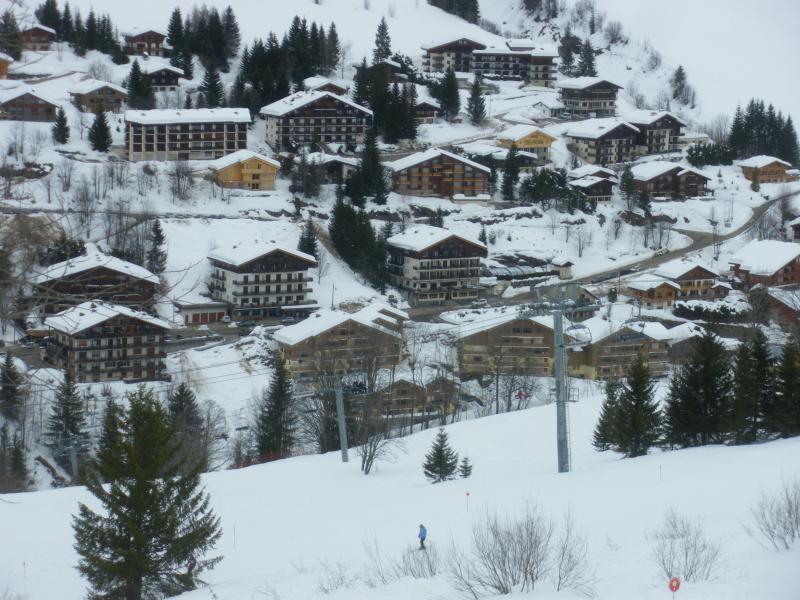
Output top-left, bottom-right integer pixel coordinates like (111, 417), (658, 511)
(221, 315), (231, 323)
(654, 248), (669, 256)
(281, 316), (297, 325)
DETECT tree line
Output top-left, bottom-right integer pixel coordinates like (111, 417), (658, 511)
(427, 0), (481, 24)
(558, 26), (597, 78)
(729, 99), (799, 165)
(166, 5), (240, 74)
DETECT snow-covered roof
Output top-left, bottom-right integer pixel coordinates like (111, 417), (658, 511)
(122, 27), (167, 38)
(259, 90), (372, 117)
(768, 288), (800, 312)
(677, 166), (711, 179)
(505, 39), (559, 55)
(421, 36), (487, 51)
(384, 148), (490, 173)
(69, 78), (127, 95)
(273, 303), (408, 346)
(730, 240), (800, 275)
(208, 149), (280, 171)
(124, 108), (251, 125)
(625, 275), (681, 292)
(387, 225), (485, 253)
(473, 46), (557, 58)
(24, 23), (56, 35)
(0, 83), (59, 107)
(208, 240), (317, 268)
(655, 258), (719, 280)
(0, 52), (13, 63)
(574, 316), (670, 346)
(35, 244), (159, 285)
(557, 77), (623, 90)
(565, 118), (638, 140)
(138, 63), (184, 76)
(532, 97), (564, 109)
(297, 152), (359, 167)
(457, 310), (556, 339)
(568, 165), (616, 179)
(496, 124), (555, 143)
(622, 109), (687, 127)
(460, 142), (536, 162)
(45, 301), (170, 335)
(630, 161), (682, 181)
(788, 216), (800, 227)
(302, 76), (347, 91)
(568, 175), (613, 189)
(738, 155), (792, 169)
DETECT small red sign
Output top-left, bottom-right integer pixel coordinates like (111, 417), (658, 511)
(669, 577), (681, 592)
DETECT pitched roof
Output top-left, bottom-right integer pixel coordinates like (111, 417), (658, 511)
(625, 275), (681, 292)
(69, 78), (127, 95)
(655, 259), (719, 280)
(473, 46), (558, 58)
(532, 97), (564, 109)
(421, 37), (487, 52)
(124, 108), (251, 125)
(574, 316), (670, 345)
(0, 83), (59, 107)
(457, 311), (557, 340)
(568, 175), (614, 190)
(568, 165), (616, 179)
(738, 155), (792, 169)
(208, 149), (280, 171)
(387, 225), (485, 253)
(729, 240), (800, 275)
(630, 161), (682, 181)
(208, 240), (317, 268)
(45, 301), (170, 335)
(768, 288), (800, 312)
(0, 52), (14, 64)
(566, 118), (638, 140)
(259, 90), (372, 117)
(24, 23), (56, 35)
(505, 39), (559, 55)
(460, 142), (536, 162)
(273, 303), (408, 346)
(384, 148), (490, 173)
(299, 152), (359, 167)
(35, 244), (160, 285)
(138, 62), (184, 76)
(122, 28), (167, 38)
(496, 123), (556, 143)
(622, 109), (687, 127)
(302, 76), (347, 91)
(557, 77), (623, 90)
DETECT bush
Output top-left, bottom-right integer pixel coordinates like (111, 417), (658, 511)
(747, 477), (800, 551)
(649, 508), (721, 582)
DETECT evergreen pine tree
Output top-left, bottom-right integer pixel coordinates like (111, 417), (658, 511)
(467, 75), (486, 125)
(145, 219), (167, 275)
(458, 455), (473, 478)
(0, 353), (22, 421)
(440, 67), (461, 121)
(619, 164), (636, 209)
(10, 430), (27, 490)
(372, 17), (392, 64)
(52, 106), (70, 145)
(577, 40), (597, 77)
(327, 23), (341, 75)
(729, 341), (757, 444)
(183, 93), (193, 109)
(166, 7), (183, 48)
(61, 2), (74, 43)
(297, 217), (318, 258)
(404, 83), (418, 140)
(222, 6), (241, 59)
(777, 116), (799, 165)
(423, 428), (459, 483)
(0, 9), (22, 60)
(73, 386), (222, 598)
(765, 338), (800, 437)
(201, 67), (225, 108)
(612, 354), (661, 457)
(360, 127), (384, 196)
(593, 378), (621, 451)
(96, 397), (123, 477)
(352, 58), (371, 107)
(670, 65), (688, 101)
(728, 105), (746, 157)
(255, 354), (295, 462)
(501, 144), (520, 201)
(88, 107), (112, 152)
(35, 0), (62, 38)
(478, 224), (487, 245)
(750, 167), (760, 192)
(167, 382), (207, 473)
(46, 372), (88, 476)
(637, 188), (651, 214)
(126, 60), (156, 110)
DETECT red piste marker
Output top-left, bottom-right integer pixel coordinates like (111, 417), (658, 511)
(669, 577), (681, 596)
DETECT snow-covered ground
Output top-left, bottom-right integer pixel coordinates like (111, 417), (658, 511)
(2, 389), (799, 600)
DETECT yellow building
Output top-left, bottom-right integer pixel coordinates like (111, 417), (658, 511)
(496, 124), (557, 164)
(208, 150), (280, 191)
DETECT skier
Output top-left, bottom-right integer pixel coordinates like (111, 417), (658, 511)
(418, 524), (427, 550)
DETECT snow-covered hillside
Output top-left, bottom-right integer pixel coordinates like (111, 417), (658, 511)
(2, 392), (799, 599)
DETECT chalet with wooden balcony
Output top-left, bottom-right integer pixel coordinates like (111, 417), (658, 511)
(766, 288), (800, 331)
(568, 175), (615, 203)
(624, 110), (686, 155)
(302, 76), (348, 95)
(299, 152), (359, 184)
(565, 118), (639, 165)
(0, 84), (59, 121)
(124, 107), (250, 161)
(415, 99), (440, 124)
(472, 42), (558, 87)
(33, 245), (159, 314)
(0, 52), (13, 79)
(631, 161), (711, 199)
(738, 155), (798, 183)
(208, 241), (318, 319)
(421, 37), (487, 73)
(496, 124), (557, 163)
(273, 304), (408, 377)
(43, 301), (170, 383)
(387, 225), (487, 306)
(19, 24), (56, 51)
(138, 63), (184, 91)
(655, 259), (726, 300)
(729, 240), (800, 287)
(624, 275), (681, 308)
(385, 148), (490, 198)
(122, 29), (170, 57)
(558, 77), (622, 118)
(208, 149), (280, 190)
(68, 79), (127, 113)
(567, 165), (617, 180)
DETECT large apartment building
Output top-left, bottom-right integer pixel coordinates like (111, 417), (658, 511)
(43, 301), (170, 383)
(624, 110), (686, 155)
(472, 45), (558, 87)
(385, 148), (490, 198)
(565, 118), (640, 165)
(208, 241), (317, 319)
(421, 37), (487, 73)
(387, 225), (487, 306)
(558, 77), (622, 118)
(123, 108), (250, 161)
(259, 91), (372, 151)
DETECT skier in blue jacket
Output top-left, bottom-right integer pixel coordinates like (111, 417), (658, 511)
(418, 524), (427, 549)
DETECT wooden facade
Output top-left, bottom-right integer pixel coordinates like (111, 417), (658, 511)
(123, 30), (168, 57)
(569, 326), (669, 380)
(497, 127), (556, 162)
(421, 38), (487, 73)
(388, 150), (490, 197)
(209, 151), (280, 190)
(415, 101), (439, 125)
(69, 85), (127, 113)
(140, 65), (183, 91)
(568, 176), (615, 203)
(740, 158), (796, 183)
(633, 165), (710, 199)
(0, 90), (58, 121)
(659, 265), (721, 300)
(567, 123), (639, 165)
(558, 79), (622, 117)
(625, 280), (680, 308)
(19, 25), (55, 51)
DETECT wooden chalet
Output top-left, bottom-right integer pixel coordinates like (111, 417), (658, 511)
(565, 118), (640, 165)
(624, 275), (680, 308)
(624, 110), (686, 155)
(568, 176), (615, 203)
(558, 77), (623, 118)
(767, 289), (800, 331)
(0, 85), (59, 121)
(68, 79), (127, 113)
(0, 52), (13, 79)
(301, 152), (359, 184)
(631, 161), (711, 199)
(421, 37), (487, 73)
(567, 165), (617, 180)
(387, 225), (487, 306)
(33, 246), (159, 314)
(655, 260), (726, 300)
(260, 91), (373, 151)
(123, 29), (169, 57)
(208, 150), (280, 190)
(496, 124), (556, 163)
(273, 304), (408, 377)
(385, 148), (490, 198)
(139, 63), (184, 91)
(739, 155), (797, 183)
(730, 240), (800, 287)
(789, 216), (800, 241)
(415, 99), (440, 124)
(19, 24), (56, 51)
(43, 301), (170, 383)
(302, 76), (348, 95)
(208, 241), (318, 319)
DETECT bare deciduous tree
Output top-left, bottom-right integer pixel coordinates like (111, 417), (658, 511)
(554, 509), (595, 596)
(87, 59), (112, 81)
(649, 508), (721, 583)
(746, 476), (800, 551)
(56, 159), (76, 192)
(169, 160), (194, 201)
